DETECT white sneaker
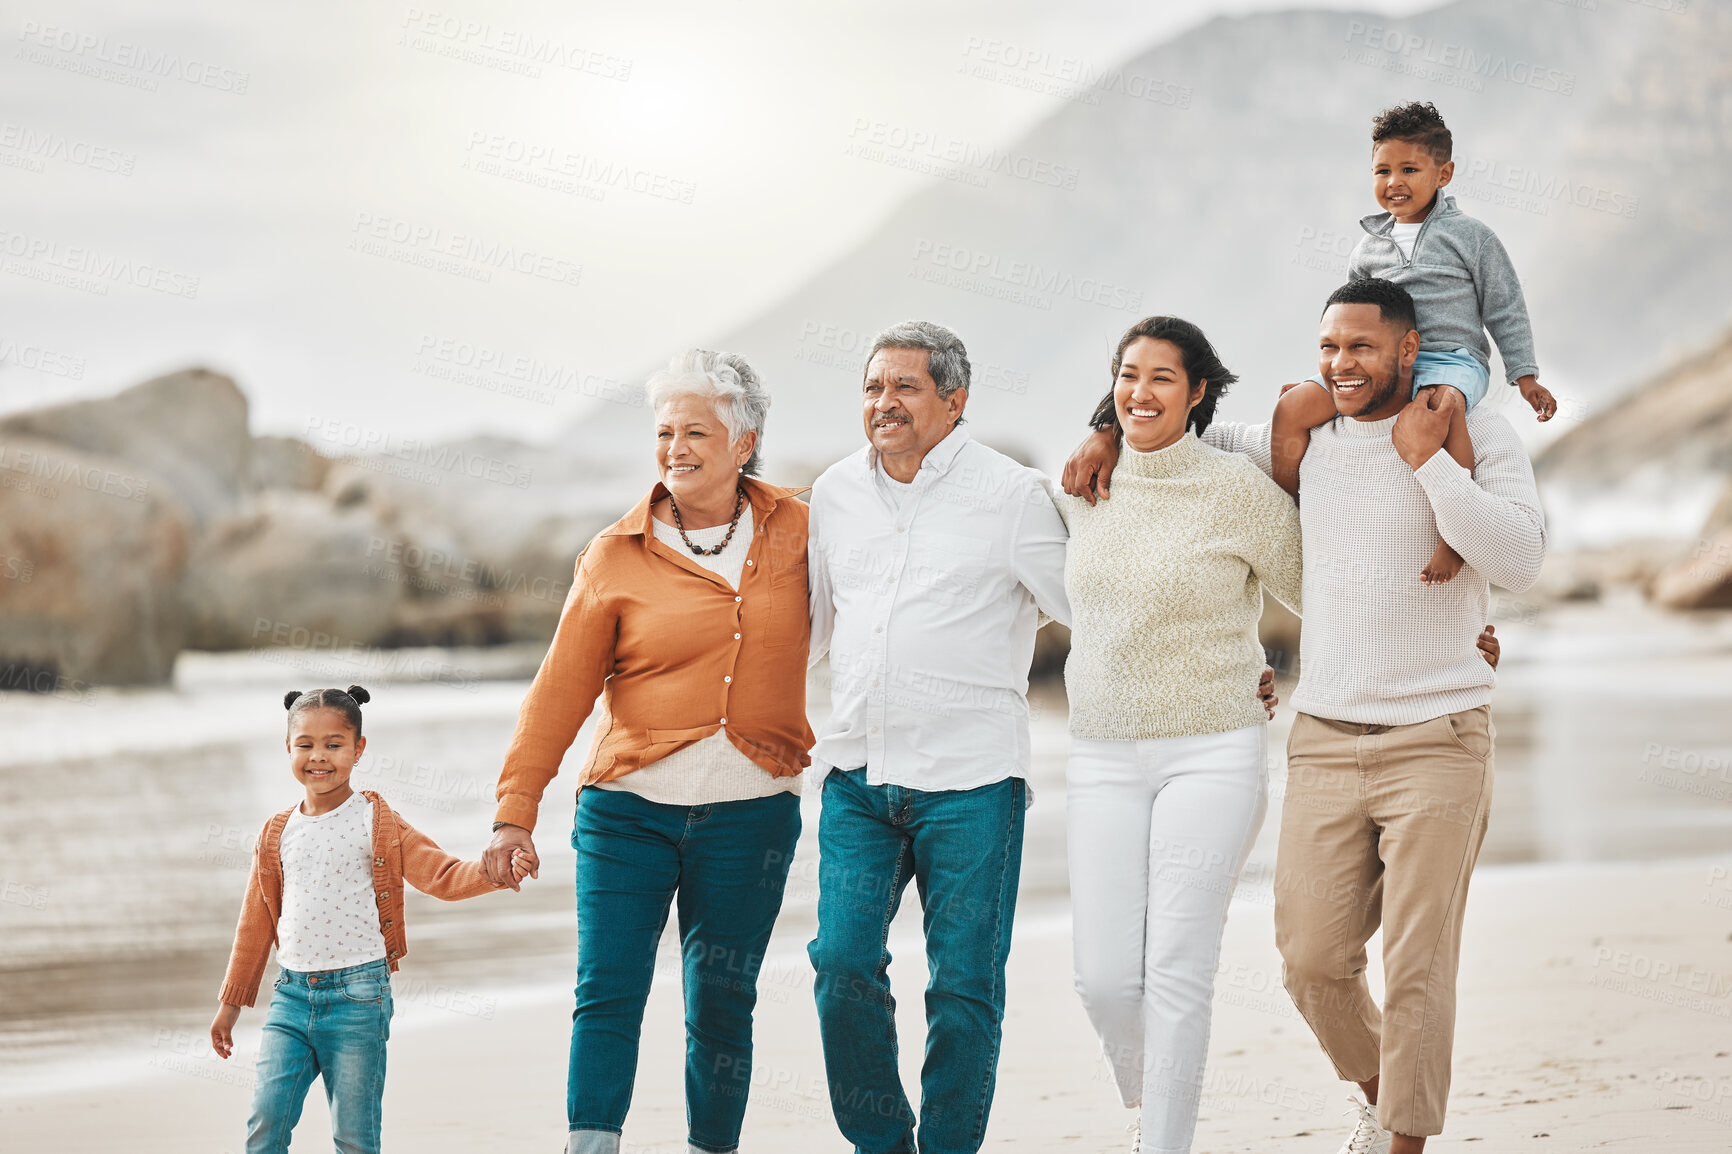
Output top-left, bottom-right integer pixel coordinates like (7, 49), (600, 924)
(1335, 1095), (1391, 1154)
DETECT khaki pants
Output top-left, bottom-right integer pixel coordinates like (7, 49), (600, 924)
(1273, 706), (1494, 1138)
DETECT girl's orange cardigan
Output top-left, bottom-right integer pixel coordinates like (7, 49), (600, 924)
(218, 790), (502, 1006)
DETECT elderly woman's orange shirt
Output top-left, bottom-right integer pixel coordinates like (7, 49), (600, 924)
(494, 478), (813, 833)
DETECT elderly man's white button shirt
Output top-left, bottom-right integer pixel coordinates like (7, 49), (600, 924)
(808, 424), (1071, 790)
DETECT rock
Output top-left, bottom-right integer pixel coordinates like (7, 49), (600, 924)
(314, 451), (615, 646)
(1704, 479), (1732, 537)
(1650, 530), (1732, 610)
(249, 435), (330, 492)
(181, 489), (405, 650)
(1537, 327), (1732, 491)
(0, 435), (189, 687)
(0, 368), (251, 527)
(1529, 554), (1603, 603)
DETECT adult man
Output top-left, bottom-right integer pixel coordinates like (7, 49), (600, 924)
(1063, 278), (1544, 1154)
(804, 319), (1071, 1154)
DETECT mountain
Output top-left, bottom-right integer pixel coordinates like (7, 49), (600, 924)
(634, 0), (1732, 477)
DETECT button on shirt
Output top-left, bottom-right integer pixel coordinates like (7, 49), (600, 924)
(808, 424), (1071, 790)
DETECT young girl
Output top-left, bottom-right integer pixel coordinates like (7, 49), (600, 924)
(209, 685), (532, 1154)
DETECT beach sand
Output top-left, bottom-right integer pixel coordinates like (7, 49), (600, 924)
(4, 853), (1729, 1153)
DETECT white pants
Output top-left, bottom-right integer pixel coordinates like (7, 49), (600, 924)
(1066, 725), (1268, 1154)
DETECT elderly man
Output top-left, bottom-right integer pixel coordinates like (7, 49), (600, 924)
(804, 320), (1071, 1154)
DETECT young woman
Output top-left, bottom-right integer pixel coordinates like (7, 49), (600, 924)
(1056, 317), (1302, 1154)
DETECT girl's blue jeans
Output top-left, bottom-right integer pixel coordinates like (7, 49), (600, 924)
(245, 958), (393, 1154)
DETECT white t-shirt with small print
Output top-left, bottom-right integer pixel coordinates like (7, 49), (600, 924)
(276, 792), (388, 973)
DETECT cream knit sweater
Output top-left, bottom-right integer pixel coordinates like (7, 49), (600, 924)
(1056, 431), (1302, 741)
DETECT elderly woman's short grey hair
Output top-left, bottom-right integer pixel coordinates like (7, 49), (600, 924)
(645, 349), (771, 477)
(865, 320), (972, 398)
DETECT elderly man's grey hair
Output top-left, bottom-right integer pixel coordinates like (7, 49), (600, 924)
(866, 320), (972, 399)
(645, 349), (771, 477)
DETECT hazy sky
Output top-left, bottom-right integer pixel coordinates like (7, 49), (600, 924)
(0, 0), (1438, 444)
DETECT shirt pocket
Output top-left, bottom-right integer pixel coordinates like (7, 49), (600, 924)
(905, 532), (992, 608)
(764, 555), (810, 650)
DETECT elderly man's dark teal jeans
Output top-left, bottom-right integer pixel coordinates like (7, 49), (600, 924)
(807, 767), (1025, 1154)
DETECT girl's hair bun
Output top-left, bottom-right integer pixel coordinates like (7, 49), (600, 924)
(345, 684), (371, 705)
(283, 690), (305, 710)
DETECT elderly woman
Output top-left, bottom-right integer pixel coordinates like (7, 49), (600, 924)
(1056, 316), (1303, 1154)
(482, 350), (811, 1154)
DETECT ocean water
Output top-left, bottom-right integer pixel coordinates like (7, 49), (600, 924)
(3, 593), (1730, 1091)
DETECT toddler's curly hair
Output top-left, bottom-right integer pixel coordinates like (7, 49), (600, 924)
(1371, 101), (1452, 164)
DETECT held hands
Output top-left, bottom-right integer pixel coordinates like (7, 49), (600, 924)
(484, 824), (539, 891)
(1392, 385), (1460, 471)
(1258, 667), (1278, 719)
(1516, 375), (1556, 421)
(210, 1002), (242, 1060)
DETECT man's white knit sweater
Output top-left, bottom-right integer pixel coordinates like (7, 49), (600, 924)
(1204, 406), (1545, 726)
(1057, 432), (1302, 741)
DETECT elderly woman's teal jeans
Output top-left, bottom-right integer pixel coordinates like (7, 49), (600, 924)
(566, 786), (802, 1154)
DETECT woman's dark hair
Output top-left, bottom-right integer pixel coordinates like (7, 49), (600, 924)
(1089, 316), (1238, 437)
(283, 685), (371, 736)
